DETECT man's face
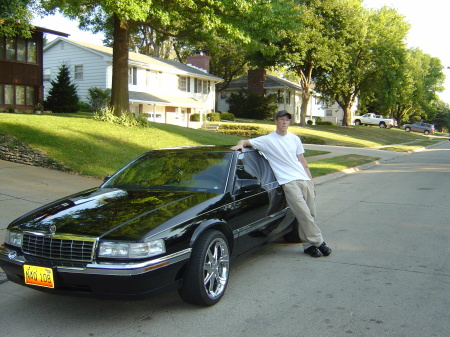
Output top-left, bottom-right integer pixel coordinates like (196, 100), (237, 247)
(275, 116), (291, 131)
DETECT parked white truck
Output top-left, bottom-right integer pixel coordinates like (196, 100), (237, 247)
(353, 113), (397, 128)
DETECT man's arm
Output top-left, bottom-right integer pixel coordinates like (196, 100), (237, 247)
(230, 139), (252, 151)
(297, 154), (313, 180)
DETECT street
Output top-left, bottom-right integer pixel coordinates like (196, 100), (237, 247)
(0, 142), (449, 337)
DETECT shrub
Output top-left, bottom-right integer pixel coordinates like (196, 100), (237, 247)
(300, 136), (326, 144)
(220, 112), (235, 121)
(306, 120), (313, 125)
(77, 102), (93, 112)
(88, 87), (111, 112)
(217, 124), (269, 138)
(190, 113), (200, 121)
(208, 112), (221, 121)
(316, 121), (333, 125)
(94, 107), (148, 127)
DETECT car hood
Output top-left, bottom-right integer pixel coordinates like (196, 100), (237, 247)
(9, 188), (220, 241)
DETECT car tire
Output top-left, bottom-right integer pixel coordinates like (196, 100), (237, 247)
(179, 229), (230, 306)
(424, 130), (430, 135)
(354, 120), (362, 125)
(405, 127), (411, 132)
(283, 218), (302, 243)
(379, 122), (386, 128)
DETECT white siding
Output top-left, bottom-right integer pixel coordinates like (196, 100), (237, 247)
(44, 40), (108, 102)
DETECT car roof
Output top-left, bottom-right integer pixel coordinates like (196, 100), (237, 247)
(155, 145), (235, 152)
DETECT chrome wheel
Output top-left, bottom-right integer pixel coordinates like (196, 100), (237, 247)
(203, 237), (229, 300)
(179, 230), (230, 306)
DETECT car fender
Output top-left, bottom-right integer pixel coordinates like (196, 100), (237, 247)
(190, 219), (234, 253)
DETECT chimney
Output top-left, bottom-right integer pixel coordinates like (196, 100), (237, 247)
(186, 51), (210, 73)
(248, 69), (266, 96)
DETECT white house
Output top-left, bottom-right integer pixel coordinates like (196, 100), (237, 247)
(43, 38), (223, 128)
(217, 70), (355, 125)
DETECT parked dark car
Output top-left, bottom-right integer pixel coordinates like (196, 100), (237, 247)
(403, 122), (435, 135)
(0, 146), (300, 306)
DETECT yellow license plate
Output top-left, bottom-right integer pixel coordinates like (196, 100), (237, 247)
(23, 265), (55, 288)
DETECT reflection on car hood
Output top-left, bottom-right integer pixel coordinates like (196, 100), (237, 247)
(9, 188), (220, 241)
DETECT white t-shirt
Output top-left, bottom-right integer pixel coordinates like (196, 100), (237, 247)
(249, 132), (310, 185)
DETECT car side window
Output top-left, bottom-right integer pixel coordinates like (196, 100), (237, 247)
(236, 151), (277, 187)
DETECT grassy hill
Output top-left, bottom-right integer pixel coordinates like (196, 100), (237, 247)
(0, 113), (444, 178)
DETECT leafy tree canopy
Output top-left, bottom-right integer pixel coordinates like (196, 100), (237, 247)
(0, 0), (34, 38)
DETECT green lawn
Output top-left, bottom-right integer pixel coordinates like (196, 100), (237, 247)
(0, 113), (445, 178)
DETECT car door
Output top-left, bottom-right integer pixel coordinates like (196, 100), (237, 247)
(230, 150), (288, 255)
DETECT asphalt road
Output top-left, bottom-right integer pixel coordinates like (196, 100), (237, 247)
(0, 142), (449, 337)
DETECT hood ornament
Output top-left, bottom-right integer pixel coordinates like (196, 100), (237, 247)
(49, 225), (57, 234)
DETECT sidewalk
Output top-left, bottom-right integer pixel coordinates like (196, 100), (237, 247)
(305, 141), (447, 184)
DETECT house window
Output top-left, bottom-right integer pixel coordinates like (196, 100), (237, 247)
(74, 65), (83, 80)
(0, 36), (37, 63)
(5, 85), (14, 104)
(203, 80), (209, 94)
(26, 86), (35, 105)
(326, 110), (333, 117)
(277, 90), (283, 104)
(0, 84), (36, 106)
(194, 79), (209, 94)
(6, 38), (15, 60)
(17, 38), (26, 62)
(27, 40), (37, 63)
(128, 67), (137, 85)
(285, 90), (291, 105)
(178, 76), (188, 91)
(16, 86), (25, 105)
(44, 68), (51, 81)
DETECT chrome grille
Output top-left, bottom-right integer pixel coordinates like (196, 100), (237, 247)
(22, 234), (95, 262)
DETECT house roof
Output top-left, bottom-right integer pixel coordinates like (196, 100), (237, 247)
(44, 37), (222, 81)
(226, 74), (303, 91)
(130, 91), (205, 107)
(33, 26), (69, 37)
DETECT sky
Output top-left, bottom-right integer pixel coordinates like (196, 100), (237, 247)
(32, 0), (450, 104)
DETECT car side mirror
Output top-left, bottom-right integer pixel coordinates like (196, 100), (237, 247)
(237, 179), (261, 192)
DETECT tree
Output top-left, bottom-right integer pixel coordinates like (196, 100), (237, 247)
(226, 90), (278, 119)
(45, 63), (79, 113)
(311, 3), (410, 125)
(0, 0), (34, 38)
(41, 0), (299, 116)
(360, 47), (445, 123)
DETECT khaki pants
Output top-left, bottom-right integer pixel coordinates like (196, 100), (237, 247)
(282, 180), (323, 249)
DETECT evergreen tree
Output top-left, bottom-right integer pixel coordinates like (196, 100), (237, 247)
(45, 63), (79, 113)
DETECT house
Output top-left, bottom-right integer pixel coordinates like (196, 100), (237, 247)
(43, 38), (223, 128)
(0, 27), (68, 112)
(217, 70), (355, 125)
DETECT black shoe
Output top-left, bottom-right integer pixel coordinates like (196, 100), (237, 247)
(318, 242), (332, 256)
(304, 245), (322, 257)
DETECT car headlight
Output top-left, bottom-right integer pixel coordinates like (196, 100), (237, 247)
(98, 239), (166, 259)
(5, 230), (23, 247)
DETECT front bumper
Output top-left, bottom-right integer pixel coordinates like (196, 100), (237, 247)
(0, 244), (191, 299)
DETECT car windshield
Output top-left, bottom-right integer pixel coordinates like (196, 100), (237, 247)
(103, 150), (232, 193)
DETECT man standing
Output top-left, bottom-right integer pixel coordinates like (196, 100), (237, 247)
(230, 110), (331, 257)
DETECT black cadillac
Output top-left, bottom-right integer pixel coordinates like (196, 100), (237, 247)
(0, 146), (300, 306)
